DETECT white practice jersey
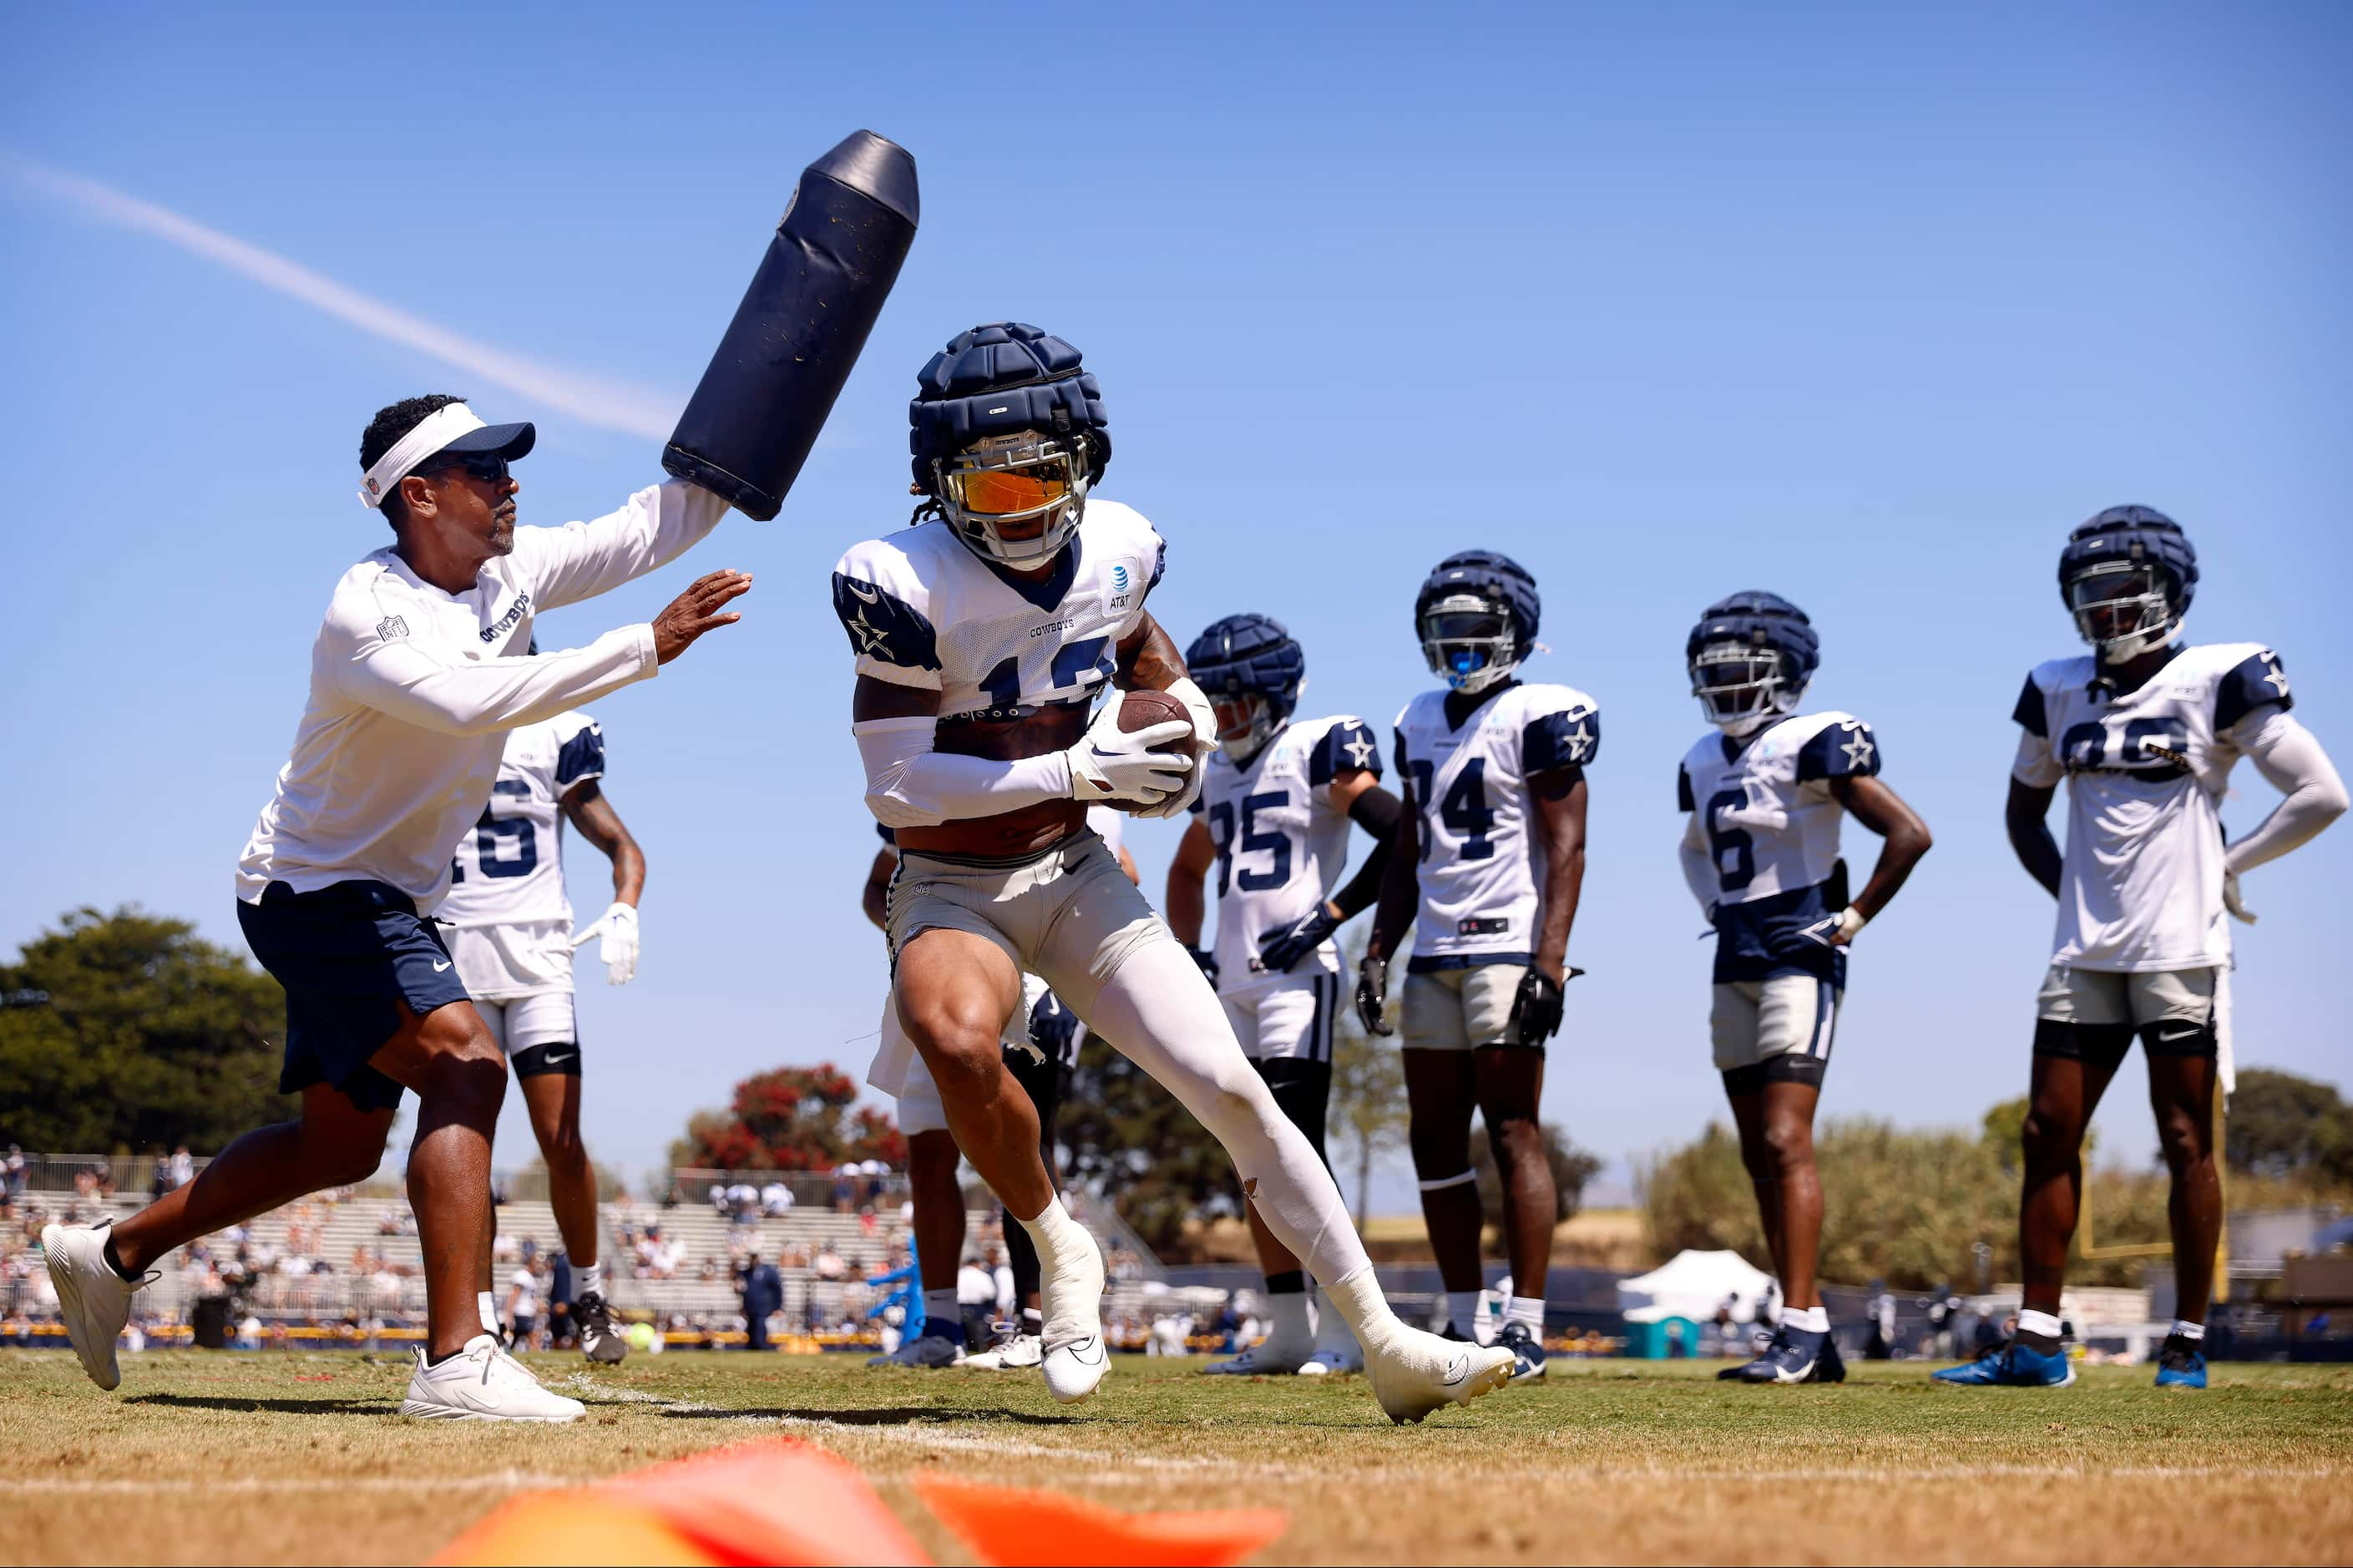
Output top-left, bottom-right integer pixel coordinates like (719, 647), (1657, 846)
(1678, 711), (1879, 983)
(236, 482), (726, 908)
(831, 502), (1163, 723)
(2013, 642), (2294, 972)
(1192, 715), (1382, 993)
(440, 712), (605, 932)
(1394, 680), (1601, 967)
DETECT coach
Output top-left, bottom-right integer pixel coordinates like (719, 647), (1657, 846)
(43, 394), (751, 1422)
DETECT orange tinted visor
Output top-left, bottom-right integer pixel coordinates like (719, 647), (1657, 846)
(956, 468), (1069, 516)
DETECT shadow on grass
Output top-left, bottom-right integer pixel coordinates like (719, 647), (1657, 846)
(663, 1404), (1081, 1428)
(125, 1393), (397, 1415)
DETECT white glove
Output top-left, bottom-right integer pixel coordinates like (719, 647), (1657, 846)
(1065, 698), (1191, 807)
(2223, 868), (2257, 925)
(1800, 906), (1869, 948)
(1135, 676), (1217, 820)
(569, 901), (640, 984)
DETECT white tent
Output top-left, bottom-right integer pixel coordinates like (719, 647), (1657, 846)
(1617, 1248), (1776, 1324)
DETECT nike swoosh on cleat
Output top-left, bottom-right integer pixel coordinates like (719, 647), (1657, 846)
(1067, 1338), (1105, 1364)
(1444, 1353), (1470, 1384)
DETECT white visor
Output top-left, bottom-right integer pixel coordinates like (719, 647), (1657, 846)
(358, 403), (487, 508)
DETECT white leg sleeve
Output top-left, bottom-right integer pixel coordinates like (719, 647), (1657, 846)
(1082, 938), (1374, 1289)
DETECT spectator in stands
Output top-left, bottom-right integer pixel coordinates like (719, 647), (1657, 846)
(3, 1145), (24, 1199)
(168, 1147), (195, 1190)
(762, 1180), (793, 1216)
(832, 1166), (857, 1213)
(955, 1253), (996, 1346)
(708, 1181), (729, 1216)
(739, 1251), (782, 1352)
(813, 1242), (846, 1282)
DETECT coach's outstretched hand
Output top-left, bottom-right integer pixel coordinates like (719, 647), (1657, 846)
(653, 569), (753, 664)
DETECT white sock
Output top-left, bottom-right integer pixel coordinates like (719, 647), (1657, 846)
(1447, 1290), (1480, 1338)
(1505, 1295), (1545, 1332)
(1265, 1288), (1312, 1348)
(2017, 1308), (2063, 1340)
(1312, 1287), (1354, 1349)
(1322, 1266), (1400, 1348)
(574, 1261), (602, 1301)
(923, 1288), (960, 1338)
(476, 1291), (498, 1338)
(1015, 1196), (1093, 1276)
(2170, 1319), (2205, 1342)
(1784, 1305), (1829, 1334)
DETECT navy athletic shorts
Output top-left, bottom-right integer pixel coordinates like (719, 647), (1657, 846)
(236, 880), (471, 1113)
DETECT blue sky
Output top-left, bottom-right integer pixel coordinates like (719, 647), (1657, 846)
(4, 2), (2348, 1210)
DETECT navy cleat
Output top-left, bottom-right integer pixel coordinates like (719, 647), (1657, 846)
(1931, 1339), (2075, 1387)
(866, 1331), (962, 1368)
(1736, 1324), (1835, 1384)
(1496, 1321), (1549, 1384)
(1814, 1330), (1847, 1384)
(2153, 1333), (2207, 1390)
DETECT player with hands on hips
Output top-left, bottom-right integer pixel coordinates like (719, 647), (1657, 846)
(1358, 551), (1596, 1386)
(836, 323), (1510, 1419)
(1677, 593), (1932, 1387)
(1937, 507), (2345, 1392)
(1165, 615), (1406, 1377)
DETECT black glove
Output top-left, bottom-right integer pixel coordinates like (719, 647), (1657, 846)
(1027, 990), (1079, 1063)
(1257, 903), (1341, 974)
(1510, 965), (1580, 1046)
(1182, 945), (1220, 984)
(1355, 955), (1394, 1036)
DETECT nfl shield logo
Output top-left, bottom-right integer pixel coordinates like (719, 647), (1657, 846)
(376, 615), (410, 641)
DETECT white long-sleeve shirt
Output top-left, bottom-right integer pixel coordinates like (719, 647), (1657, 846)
(236, 481), (726, 908)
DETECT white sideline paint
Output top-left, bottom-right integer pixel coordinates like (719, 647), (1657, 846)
(2, 154), (677, 440)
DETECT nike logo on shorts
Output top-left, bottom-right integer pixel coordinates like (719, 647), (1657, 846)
(433, 960), (452, 972)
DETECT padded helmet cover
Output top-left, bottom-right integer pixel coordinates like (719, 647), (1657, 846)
(1685, 590), (1821, 682)
(908, 322), (1111, 493)
(1187, 614), (1306, 720)
(1414, 549), (1541, 642)
(2057, 504), (2198, 615)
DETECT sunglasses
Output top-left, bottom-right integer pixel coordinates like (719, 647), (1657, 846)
(425, 453), (511, 487)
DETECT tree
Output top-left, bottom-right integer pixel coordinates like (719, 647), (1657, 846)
(1328, 933), (1409, 1226)
(671, 1065), (905, 1172)
(0, 908), (292, 1151)
(2225, 1069), (2353, 1184)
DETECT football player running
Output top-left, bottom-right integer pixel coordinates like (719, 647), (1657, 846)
(835, 323), (1512, 1419)
(438, 684), (642, 1365)
(861, 812), (1137, 1371)
(1677, 593), (1933, 1386)
(1937, 507), (2344, 1391)
(1166, 615), (1404, 1377)
(1358, 552), (1596, 1385)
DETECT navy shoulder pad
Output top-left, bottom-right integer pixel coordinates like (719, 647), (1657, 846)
(1677, 761), (1694, 814)
(554, 721), (606, 790)
(1798, 718), (1881, 782)
(2214, 648), (2293, 731)
(832, 572), (941, 672)
(1522, 704), (1600, 774)
(2011, 673), (2047, 737)
(1310, 719), (1384, 787)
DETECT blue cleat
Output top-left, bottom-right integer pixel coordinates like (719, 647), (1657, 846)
(1496, 1321), (1549, 1384)
(1736, 1325), (1839, 1384)
(2153, 1334), (2207, 1389)
(1931, 1340), (2075, 1387)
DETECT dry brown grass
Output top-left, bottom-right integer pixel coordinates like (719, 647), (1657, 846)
(4, 1350), (2349, 1565)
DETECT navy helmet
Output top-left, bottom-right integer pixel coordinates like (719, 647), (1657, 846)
(1685, 591), (1819, 736)
(1416, 550), (1540, 694)
(1187, 615), (1304, 764)
(2057, 505), (2197, 663)
(908, 322), (1111, 566)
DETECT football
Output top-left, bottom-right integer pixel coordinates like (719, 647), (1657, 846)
(1117, 686), (1195, 751)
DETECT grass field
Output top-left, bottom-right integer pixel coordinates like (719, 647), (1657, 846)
(5, 1349), (2350, 1565)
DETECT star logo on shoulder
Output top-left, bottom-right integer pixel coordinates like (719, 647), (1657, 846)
(1343, 731), (1378, 770)
(1561, 718), (1595, 762)
(2264, 660), (2290, 697)
(848, 607), (890, 655)
(1839, 725), (1875, 771)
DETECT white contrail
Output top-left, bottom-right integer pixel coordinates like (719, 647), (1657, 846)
(3, 154), (681, 439)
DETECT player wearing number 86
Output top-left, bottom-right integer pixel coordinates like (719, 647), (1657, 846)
(1359, 550), (1598, 1384)
(1677, 591), (1932, 1386)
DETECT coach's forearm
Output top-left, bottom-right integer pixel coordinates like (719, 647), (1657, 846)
(342, 626), (656, 736)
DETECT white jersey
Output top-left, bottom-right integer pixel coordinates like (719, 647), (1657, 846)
(2013, 641), (2293, 972)
(832, 501), (1162, 724)
(1192, 715), (1382, 993)
(440, 712), (605, 932)
(1394, 680), (1601, 967)
(1677, 711), (1879, 984)
(235, 482), (726, 908)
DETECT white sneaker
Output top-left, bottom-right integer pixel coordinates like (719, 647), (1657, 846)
(1298, 1295), (1365, 1375)
(961, 1331), (1043, 1370)
(1039, 1228), (1109, 1404)
(1202, 1336), (1311, 1375)
(1364, 1322), (1515, 1424)
(43, 1222), (151, 1392)
(401, 1334), (586, 1422)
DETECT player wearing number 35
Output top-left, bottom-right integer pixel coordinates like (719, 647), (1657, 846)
(1937, 506), (2345, 1392)
(1677, 592), (1933, 1387)
(41, 394), (751, 1423)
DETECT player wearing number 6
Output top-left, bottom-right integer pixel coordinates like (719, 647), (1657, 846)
(1359, 551), (1597, 1385)
(438, 669), (644, 1366)
(1936, 507), (2345, 1392)
(1677, 592), (1931, 1386)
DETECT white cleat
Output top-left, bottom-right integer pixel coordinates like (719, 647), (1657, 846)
(42, 1222), (150, 1392)
(961, 1333), (1042, 1371)
(1297, 1341), (1365, 1376)
(401, 1335), (585, 1422)
(1038, 1227), (1109, 1404)
(1202, 1338), (1311, 1375)
(1364, 1323), (1515, 1424)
